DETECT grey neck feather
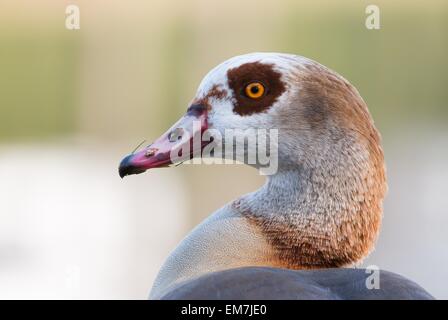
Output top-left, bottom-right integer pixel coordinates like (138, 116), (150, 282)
(231, 126), (385, 270)
(237, 133), (370, 221)
(240, 167), (311, 218)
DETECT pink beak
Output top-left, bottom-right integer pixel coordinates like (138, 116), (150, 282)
(119, 104), (208, 178)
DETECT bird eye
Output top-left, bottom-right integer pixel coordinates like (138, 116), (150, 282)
(244, 82), (265, 99)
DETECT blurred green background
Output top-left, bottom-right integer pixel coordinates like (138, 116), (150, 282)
(0, 0), (447, 299)
(1, 0), (447, 141)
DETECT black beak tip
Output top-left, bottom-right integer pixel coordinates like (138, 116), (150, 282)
(119, 166), (128, 179)
(118, 154), (146, 178)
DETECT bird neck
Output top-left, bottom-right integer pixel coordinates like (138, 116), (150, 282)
(237, 168), (310, 217)
(232, 141), (386, 269)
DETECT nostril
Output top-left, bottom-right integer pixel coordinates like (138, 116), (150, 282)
(168, 128), (184, 142)
(145, 148), (157, 157)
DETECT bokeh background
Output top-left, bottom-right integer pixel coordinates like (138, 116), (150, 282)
(0, 0), (447, 299)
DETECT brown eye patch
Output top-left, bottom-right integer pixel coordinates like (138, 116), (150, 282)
(227, 61), (286, 116)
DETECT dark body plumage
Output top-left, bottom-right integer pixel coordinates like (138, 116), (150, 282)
(161, 267), (434, 300)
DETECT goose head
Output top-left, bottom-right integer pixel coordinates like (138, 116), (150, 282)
(118, 53), (343, 176)
(119, 52), (384, 185)
(119, 52), (387, 268)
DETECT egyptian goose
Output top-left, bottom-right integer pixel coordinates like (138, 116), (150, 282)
(119, 53), (433, 299)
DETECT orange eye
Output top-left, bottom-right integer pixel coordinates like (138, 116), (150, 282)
(245, 82), (265, 99)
